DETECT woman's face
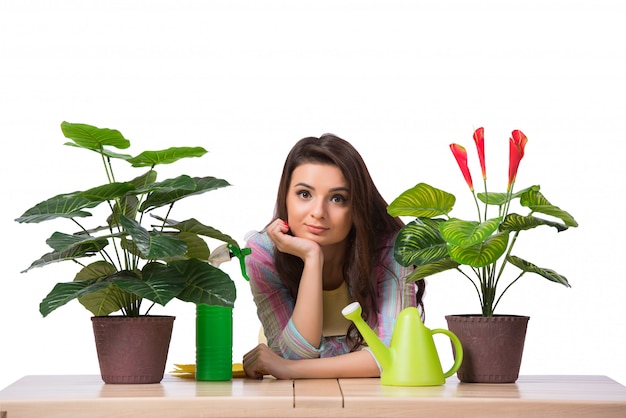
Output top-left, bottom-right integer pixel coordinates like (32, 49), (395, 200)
(286, 163), (353, 248)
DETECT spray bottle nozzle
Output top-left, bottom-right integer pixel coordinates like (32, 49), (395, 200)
(228, 244), (251, 281)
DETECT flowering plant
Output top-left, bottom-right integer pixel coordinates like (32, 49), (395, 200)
(387, 128), (578, 316)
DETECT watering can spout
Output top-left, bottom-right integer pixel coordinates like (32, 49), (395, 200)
(341, 302), (391, 371)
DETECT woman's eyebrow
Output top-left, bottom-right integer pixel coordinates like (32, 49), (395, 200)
(293, 182), (349, 193)
(293, 182), (350, 193)
(294, 182), (314, 189)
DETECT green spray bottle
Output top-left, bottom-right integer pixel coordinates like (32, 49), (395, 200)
(196, 244), (250, 381)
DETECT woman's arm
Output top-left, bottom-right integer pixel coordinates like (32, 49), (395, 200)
(243, 343), (380, 379)
(246, 227), (326, 358)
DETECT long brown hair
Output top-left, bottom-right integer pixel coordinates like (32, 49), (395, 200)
(271, 134), (425, 349)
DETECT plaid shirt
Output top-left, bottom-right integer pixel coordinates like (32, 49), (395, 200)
(245, 230), (417, 360)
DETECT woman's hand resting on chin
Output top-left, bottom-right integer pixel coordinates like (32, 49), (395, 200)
(266, 218), (322, 262)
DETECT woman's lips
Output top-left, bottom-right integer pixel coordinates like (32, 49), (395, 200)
(305, 224), (327, 234)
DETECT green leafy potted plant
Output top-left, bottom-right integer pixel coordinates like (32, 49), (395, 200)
(387, 127), (578, 383)
(16, 121), (245, 384)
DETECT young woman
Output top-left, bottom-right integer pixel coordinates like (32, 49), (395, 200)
(242, 134), (425, 379)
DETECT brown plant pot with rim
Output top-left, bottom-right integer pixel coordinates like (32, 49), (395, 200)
(445, 314), (529, 384)
(91, 316), (175, 384)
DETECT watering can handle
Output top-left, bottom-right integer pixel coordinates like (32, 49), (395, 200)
(431, 328), (464, 378)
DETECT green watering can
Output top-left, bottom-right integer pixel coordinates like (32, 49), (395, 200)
(342, 302), (463, 386)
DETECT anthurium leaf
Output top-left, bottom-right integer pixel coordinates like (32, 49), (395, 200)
(114, 263), (187, 306)
(166, 218), (239, 248)
(127, 147), (208, 167)
(15, 192), (99, 223)
(169, 258), (236, 307)
(61, 121), (131, 151)
(405, 258), (460, 282)
(387, 183), (455, 218)
(477, 185), (540, 206)
(21, 236), (109, 273)
(140, 176), (231, 212)
(440, 217), (501, 247)
(500, 213), (568, 232)
(393, 218), (448, 267)
(119, 215), (187, 259)
(40, 278), (110, 317)
(76, 261), (130, 316)
(448, 231), (509, 268)
(507, 255), (571, 287)
(519, 189), (578, 227)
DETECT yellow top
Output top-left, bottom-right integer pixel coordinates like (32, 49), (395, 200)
(322, 281), (353, 337)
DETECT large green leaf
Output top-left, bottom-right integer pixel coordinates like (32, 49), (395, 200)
(169, 258), (236, 307)
(448, 231), (509, 267)
(40, 279), (111, 317)
(519, 189), (578, 227)
(387, 183), (455, 218)
(393, 218), (448, 267)
(139, 176), (231, 212)
(135, 175), (197, 195)
(507, 255), (571, 287)
(80, 182), (136, 202)
(114, 262), (187, 306)
(119, 215), (187, 259)
(41, 263), (143, 317)
(127, 147), (208, 167)
(440, 217), (501, 247)
(500, 213), (568, 233)
(167, 218), (239, 248)
(61, 121), (131, 151)
(106, 171), (156, 225)
(405, 258), (460, 282)
(76, 261), (130, 316)
(15, 192), (100, 223)
(162, 232), (210, 261)
(16, 180), (135, 223)
(109, 194), (139, 228)
(45, 232), (105, 252)
(477, 185), (539, 206)
(129, 169), (158, 189)
(21, 235), (109, 273)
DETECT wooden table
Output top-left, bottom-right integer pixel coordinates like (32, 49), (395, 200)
(1, 375), (625, 418)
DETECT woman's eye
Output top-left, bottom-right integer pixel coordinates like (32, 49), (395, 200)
(297, 190), (311, 199)
(331, 194), (348, 204)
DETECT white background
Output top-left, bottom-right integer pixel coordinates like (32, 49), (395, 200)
(1, 0), (625, 390)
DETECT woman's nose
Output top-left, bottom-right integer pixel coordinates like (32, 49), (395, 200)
(310, 200), (326, 219)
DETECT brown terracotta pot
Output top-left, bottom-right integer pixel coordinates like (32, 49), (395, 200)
(445, 314), (529, 383)
(91, 316), (175, 384)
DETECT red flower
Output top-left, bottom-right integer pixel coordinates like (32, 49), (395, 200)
(473, 127), (486, 180)
(508, 130), (528, 190)
(450, 143), (474, 192)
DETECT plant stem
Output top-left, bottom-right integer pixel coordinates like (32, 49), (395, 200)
(458, 267), (483, 308)
(494, 230), (520, 290)
(482, 178), (488, 220)
(493, 271), (525, 312)
(471, 191), (482, 222)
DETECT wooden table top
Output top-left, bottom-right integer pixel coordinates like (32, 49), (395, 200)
(1, 374), (625, 418)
